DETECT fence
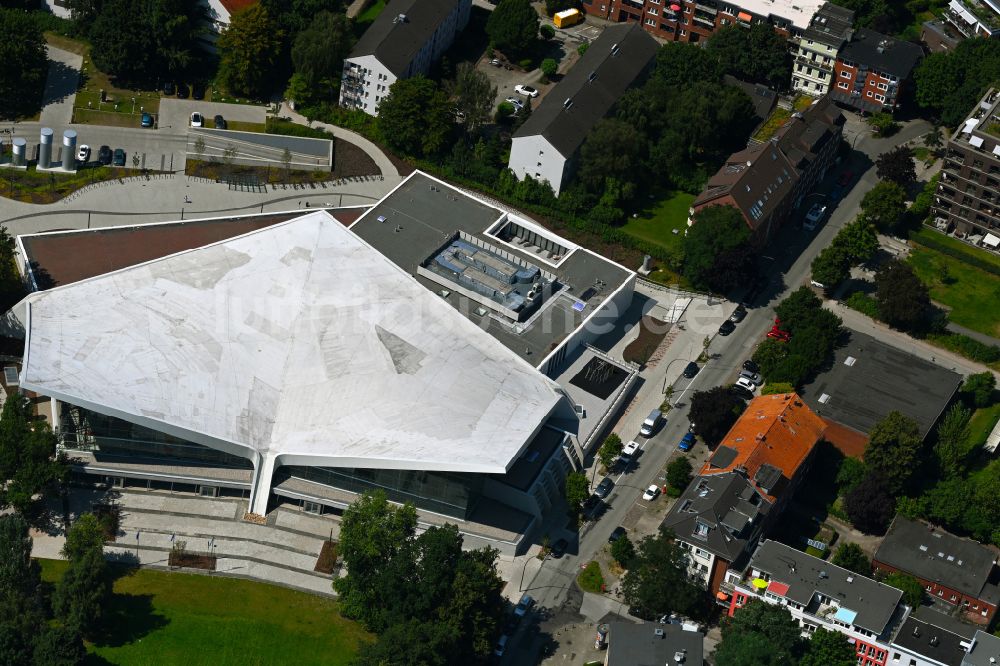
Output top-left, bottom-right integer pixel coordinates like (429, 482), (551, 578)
(636, 275), (720, 302)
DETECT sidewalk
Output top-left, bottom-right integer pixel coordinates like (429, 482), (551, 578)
(39, 45), (81, 128)
(278, 102), (399, 179)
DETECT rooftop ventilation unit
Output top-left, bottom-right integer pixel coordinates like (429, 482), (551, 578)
(674, 649), (687, 663)
(654, 628), (665, 638)
(818, 393), (831, 404)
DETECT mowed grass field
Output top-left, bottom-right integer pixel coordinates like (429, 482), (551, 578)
(621, 191), (695, 254)
(39, 560), (370, 666)
(907, 244), (1000, 339)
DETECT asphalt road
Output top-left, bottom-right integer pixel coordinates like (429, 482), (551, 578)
(506, 115), (931, 664)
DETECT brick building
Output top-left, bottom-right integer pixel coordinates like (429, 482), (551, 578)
(932, 87), (1000, 244)
(829, 29), (923, 113)
(580, 0), (823, 43)
(873, 517), (1000, 626)
(691, 96), (843, 240)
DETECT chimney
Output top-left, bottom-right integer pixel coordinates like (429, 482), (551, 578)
(912, 625), (921, 638)
(674, 649), (687, 663)
(930, 636), (939, 647)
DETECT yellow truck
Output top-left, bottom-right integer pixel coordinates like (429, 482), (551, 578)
(553, 8), (583, 28)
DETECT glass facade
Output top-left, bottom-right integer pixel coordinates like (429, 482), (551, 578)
(59, 406), (252, 469)
(279, 465), (485, 519)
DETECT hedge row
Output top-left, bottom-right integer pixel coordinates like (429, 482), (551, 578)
(926, 333), (1000, 364)
(912, 228), (1000, 278)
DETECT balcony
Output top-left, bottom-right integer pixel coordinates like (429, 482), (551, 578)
(693, 12), (716, 26)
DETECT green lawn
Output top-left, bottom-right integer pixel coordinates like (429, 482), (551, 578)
(908, 245), (1000, 338)
(967, 403), (1000, 453)
(911, 226), (1000, 270)
(622, 191), (695, 253)
(39, 560), (370, 666)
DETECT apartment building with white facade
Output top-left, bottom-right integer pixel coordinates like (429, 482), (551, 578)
(792, 3), (855, 97)
(339, 0), (471, 116)
(508, 23), (658, 196)
(728, 540), (908, 666)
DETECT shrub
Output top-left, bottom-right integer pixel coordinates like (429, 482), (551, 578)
(961, 372), (997, 407)
(495, 101), (516, 121)
(518, 58), (533, 70)
(577, 43), (589, 56)
(577, 560), (605, 593)
(761, 382), (796, 395)
(844, 291), (880, 319)
(541, 58), (558, 78)
(868, 112), (899, 136)
(611, 536), (635, 568)
(927, 333), (1000, 364)
(540, 24), (555, 39)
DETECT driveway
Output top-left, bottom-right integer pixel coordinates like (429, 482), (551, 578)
(157, 99), (266, 132)
(39, 46), (82, 127)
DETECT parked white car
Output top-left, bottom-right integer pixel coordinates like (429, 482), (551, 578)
(619, 440), (640, 466)
(190, 112), (204, 127)
(642, 484), (661, 501)
(514, 84), (539, 98)
(735, 376), (758, 392)
(76, 144), (91, 162)
(804, 203), (827, 230)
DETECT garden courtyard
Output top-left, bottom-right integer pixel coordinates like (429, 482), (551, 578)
(39, 560), (370, 666)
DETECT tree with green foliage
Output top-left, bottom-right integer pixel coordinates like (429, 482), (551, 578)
(834, 219), (879, 264)
(914, 38), (1000, 126)
(611, 534), (635, 568)
(885, 572), (925, 608)
(859, 181), (907, 233)
(864, 411), (924, 493)
(540, 23), (555, 39)
(961, 372), (996, 408)
(0, 513), (48, 666)
(290, 11), (353, 100)
(843, 472), (897, 534)
(32, 624), (86, 666)
(800, 627), (857, 666)
(0, 393), (67, 519)
(598, 433), (624, 469)
(447, 63), (497, 133)
(875, 260), (930, 332)
(934, 403), (971, 479)
(61, 513), (107, 562)
(621, 530), (707, 621)
(334, 490), (418, 630)
(218, 4), (284, 98)
(540, 57), (558, 79)
(876, 146), (916, 186)
(684, 205), (755, 293)
(868, 112), (899, 136)
(665, 457), (692, 497)
(835, 457), (867, 495)
(721, 600), (802, 664)
(53, 547), (111, 638)
(377, 76), (453, 158)
(706, 23), (791, 89)
(88, 0), (154, 82)
(716, 630), (791, 666)
(828, 0), (906, 33)
(0, 9), (48, 120)
(925, 476), (969, 526)
(831, 542), (870, 575)
(578, 119), (646, 192)
(565, 471), (589, 513)
(689, 386), (746, 446)
(811, 244), (851, 288)
(486, 0), (539, 54)
(774, 286), (822, 329)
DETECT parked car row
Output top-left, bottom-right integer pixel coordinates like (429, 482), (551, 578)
(78, 145), (127, 167)
(190, 112), (228, 129)
(495, 594), (536, 658)
(731, 359), (761, 399)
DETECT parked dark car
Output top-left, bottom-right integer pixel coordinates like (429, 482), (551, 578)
(112, 148), (126, 167)
(683, 361), (699, 379)
(718, 320), (736, 336)
(608, 526), (627, 543)
(192, 82), (205, 100)
(743, 359), (759, 374)
(550, 538), (569, 559)
(140, 112), (154, 128)
(731, 385), (755, 400)
(594, 477), (614, 499)
(97, 145), (112, 165)
(176, 83), (189, 99)
(162, 81), (175, 96)
(729, 305), (747, 323)
(213, 114), (227, 129)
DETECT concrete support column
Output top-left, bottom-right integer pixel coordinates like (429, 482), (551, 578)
(11, 138), (26, 166)
(62, 130), (77, 171)
(38, 128), (53, 169)
(249, 451), (277, 516)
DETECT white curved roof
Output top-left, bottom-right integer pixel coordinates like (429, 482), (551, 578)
(19, 211), (561, 472)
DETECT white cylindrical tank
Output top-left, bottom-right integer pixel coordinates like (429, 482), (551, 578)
(12, 138), (26, 166)
(62, 130), (77, 171)
(38, 128), (54, 169)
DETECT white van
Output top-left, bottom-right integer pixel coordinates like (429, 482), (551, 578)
(640, 409), (663, 437)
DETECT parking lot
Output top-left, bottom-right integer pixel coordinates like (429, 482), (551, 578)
(157, 99), (266, 132)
